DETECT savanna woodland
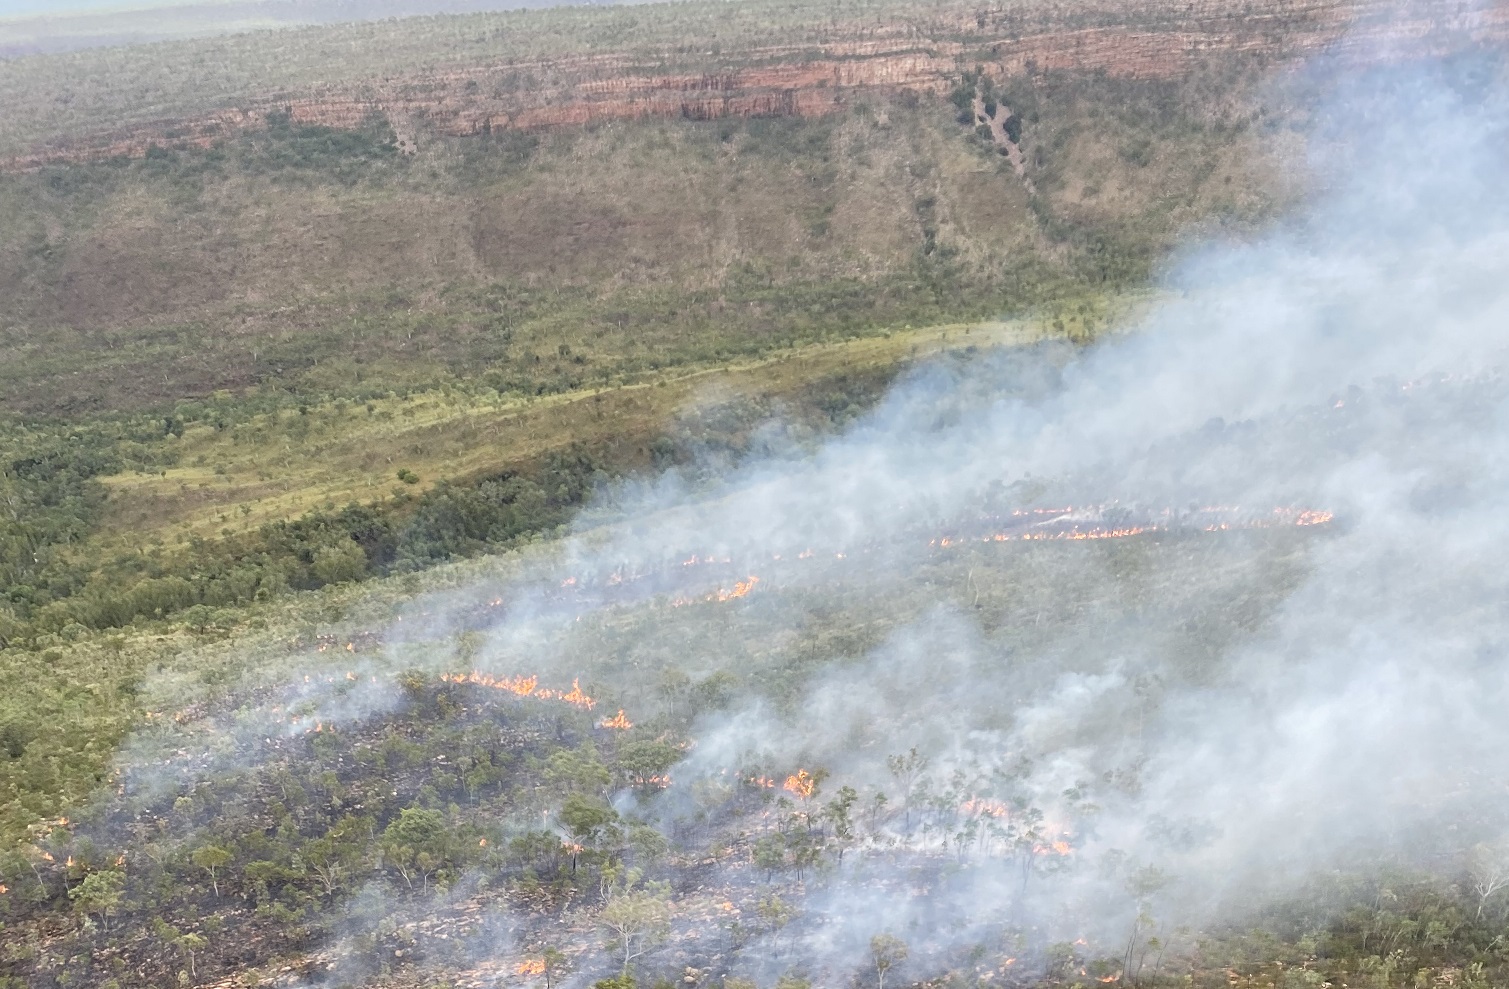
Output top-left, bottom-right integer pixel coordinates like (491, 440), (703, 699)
(3, 0), (1509, 987)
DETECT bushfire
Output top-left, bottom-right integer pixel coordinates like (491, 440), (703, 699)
(671, 575), (761, 607)
(930, 505), (1334, 548)
(440, 672), (597, 710)
(600, 709), (633, 730)
(631, 774), (673, 789)
(783, 770), (817, 799)
(567, 504), (1334, 614)
(278, 505), (1334, 666)
(962, 797), (1010, 818)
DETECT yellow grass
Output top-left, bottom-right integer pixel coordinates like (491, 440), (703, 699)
(94, 314), (1082, 550)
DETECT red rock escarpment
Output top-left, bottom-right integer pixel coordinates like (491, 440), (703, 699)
(7, 0), (1506, 170)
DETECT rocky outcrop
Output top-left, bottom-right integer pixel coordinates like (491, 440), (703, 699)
(6, 0), (1506, 170)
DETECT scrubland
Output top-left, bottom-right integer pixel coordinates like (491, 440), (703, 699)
(3, 0), (1501, 987)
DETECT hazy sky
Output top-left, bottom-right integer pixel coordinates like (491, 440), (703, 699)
(1, 0), (206, 16)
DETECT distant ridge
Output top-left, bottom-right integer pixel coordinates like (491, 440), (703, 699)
(4, 0), (1504, 169)
(0, 0), (628, 57)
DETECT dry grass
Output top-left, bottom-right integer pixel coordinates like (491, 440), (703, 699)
(93, 314), (1086, 549)
(0, 88), (1284, 415)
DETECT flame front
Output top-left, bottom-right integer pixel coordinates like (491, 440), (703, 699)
(600, 709), (633, 730)
(517, 958), (547, 976)
(546, 678), (595, 711)
(962, 797), (1010, 818)
(442, 671), (540, 696)
(441, 672), (596, 710)
(713, 575), (760, 603)
(671, 575), (761, 608)
(632, 774), (672, 789)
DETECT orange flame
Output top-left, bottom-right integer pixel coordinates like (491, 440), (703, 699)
(940, 506), (1334, 549)
(600, 710), (633, 730)
(547, 678), (596, 711)
(713, 575), (760, 603)
(783, 770), (816, 800)
(632, 774), (672, 789)
(444, 671), (597, 710)
(517, 958), (548, 976)
(1033, 840), (1073, 857)
(442, 671), (539, 696)
(962, 797), (1010, 818)
(671, 575), (762, 608)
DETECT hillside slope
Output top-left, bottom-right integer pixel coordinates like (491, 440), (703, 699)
(0, 83), (1269, 416)
(4, 0), (1502, 418)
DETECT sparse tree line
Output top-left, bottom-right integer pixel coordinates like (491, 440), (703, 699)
(0, 429), (606, 645)
(0, 358), (908, 656)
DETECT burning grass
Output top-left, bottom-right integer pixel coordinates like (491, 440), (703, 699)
(0, 478), (1357, 988)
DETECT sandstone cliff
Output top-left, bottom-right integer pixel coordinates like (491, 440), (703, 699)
(6, 0), (1504, 170)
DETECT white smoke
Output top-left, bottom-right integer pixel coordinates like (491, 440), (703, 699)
(483, 39), (1509, 961)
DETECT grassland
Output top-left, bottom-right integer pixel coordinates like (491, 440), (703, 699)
(0, 314), (1083, 860)
(93, 318), (1064, 547)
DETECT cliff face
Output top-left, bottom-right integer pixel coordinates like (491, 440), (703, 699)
(6, 0), (1505, 170)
